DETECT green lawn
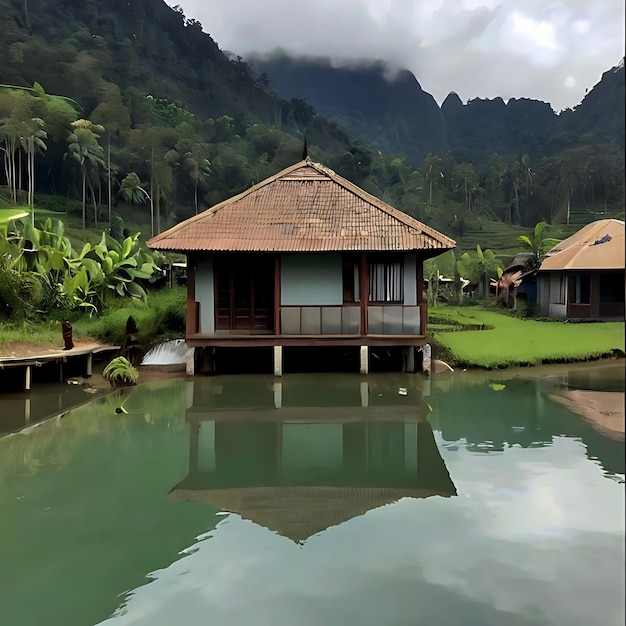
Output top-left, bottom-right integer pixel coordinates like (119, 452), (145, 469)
(430, 306), (625, 369)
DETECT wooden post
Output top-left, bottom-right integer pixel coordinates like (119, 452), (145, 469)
(360, 252), (368, 335)
(274, 255), (281, 335)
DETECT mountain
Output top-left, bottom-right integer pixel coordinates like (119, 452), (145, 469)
(558, 59), (625, 148)
(249, 52), (448, 163)
(0, 0), (377, 219)
(0, 0), (360, 155)
(250, 51), (625, 166)
(441, 94), (557, 163)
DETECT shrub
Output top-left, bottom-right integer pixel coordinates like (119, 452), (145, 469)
(103, 356), (139, 387)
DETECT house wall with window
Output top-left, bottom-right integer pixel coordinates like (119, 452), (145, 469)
(189, 251), (424, 336)
(538, 272), (567, 319)
(538, 269), (625, 320)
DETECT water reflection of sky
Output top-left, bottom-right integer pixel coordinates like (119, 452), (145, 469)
(1, 367), (623, 626)
(100, 433), (623, 626)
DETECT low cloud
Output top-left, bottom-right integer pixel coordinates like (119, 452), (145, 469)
(173, 0), (625, 111)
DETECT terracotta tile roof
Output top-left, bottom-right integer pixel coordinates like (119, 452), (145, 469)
(147, 159), (455, 254)
(539, 219), (625, 271)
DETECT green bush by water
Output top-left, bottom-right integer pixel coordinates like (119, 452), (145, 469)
(72, 286), (186, 347)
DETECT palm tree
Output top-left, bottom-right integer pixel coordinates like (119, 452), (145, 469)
(0, 112), (21, 204)
(182, 143), (211, 214)
(66, 119), (105, 230)
(517, 222), (561, 271)
(19, 116), (47, 221)
(118, 172), (151, 232)
(422, 153), (442, 208)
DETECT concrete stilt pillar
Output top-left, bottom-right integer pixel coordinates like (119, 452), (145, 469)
(273, 346), (283, 377)
(421, 343), (432, 377)
(273, 382), (283, 408)
(85, 352), (93, 377)
(360, 381), (369, 407)
(24, 365), (32, 391)
(359, 346), (369, 375)
(186, 348), (196, 376)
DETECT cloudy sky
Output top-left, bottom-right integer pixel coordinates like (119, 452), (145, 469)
(171, 0), (624, 112)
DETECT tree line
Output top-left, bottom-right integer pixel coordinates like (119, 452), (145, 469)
(1, 81), (623, 244)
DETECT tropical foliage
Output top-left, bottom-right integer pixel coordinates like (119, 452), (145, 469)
(516, 222), (562, 270)
(0, 217), (159, 319)
(102, 356), (139, 387)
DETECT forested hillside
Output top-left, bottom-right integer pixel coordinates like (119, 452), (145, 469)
(0, 0), (623, 250)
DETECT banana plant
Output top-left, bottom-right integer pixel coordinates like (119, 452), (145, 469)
(86, 231), (159, 301)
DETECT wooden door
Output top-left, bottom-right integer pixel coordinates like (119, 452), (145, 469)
(215, 255), (274, 332)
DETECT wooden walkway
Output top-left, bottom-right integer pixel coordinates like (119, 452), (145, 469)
(0, 344), (119, 391)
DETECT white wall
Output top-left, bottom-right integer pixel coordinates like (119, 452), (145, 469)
(195, 258), (214, 333)
(281, 253), (343, 305)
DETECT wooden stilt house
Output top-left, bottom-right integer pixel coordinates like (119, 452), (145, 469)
(147, 158), (455, 374)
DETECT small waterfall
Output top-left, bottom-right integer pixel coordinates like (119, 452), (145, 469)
(141, 339), (193, 366)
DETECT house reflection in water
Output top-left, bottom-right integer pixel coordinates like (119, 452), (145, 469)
(169, 377), (457, 543)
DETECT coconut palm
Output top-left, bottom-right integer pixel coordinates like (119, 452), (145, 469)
(66, 119), (105, 230)
(19, 116), (47, 219)
(0, 102), (23, 204)
(517, 222), (561, 271)
(182, 143), (211, 214)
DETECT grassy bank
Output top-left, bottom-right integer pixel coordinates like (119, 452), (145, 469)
(0, 287), (186, 356)
(430, 305), (625, 369)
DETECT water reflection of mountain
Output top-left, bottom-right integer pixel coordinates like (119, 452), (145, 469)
(431, 368), (624, 476)
(170, 377), (456, 543)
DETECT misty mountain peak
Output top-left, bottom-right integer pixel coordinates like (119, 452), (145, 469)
(441, 92), (463, 110)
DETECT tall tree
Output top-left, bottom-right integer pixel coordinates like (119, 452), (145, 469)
(19, 116), (47, 218)
(66, 119), (105, 230)
(422, 153), (442, 209)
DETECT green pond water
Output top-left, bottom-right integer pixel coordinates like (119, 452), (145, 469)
(1, 363), (624, 626)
